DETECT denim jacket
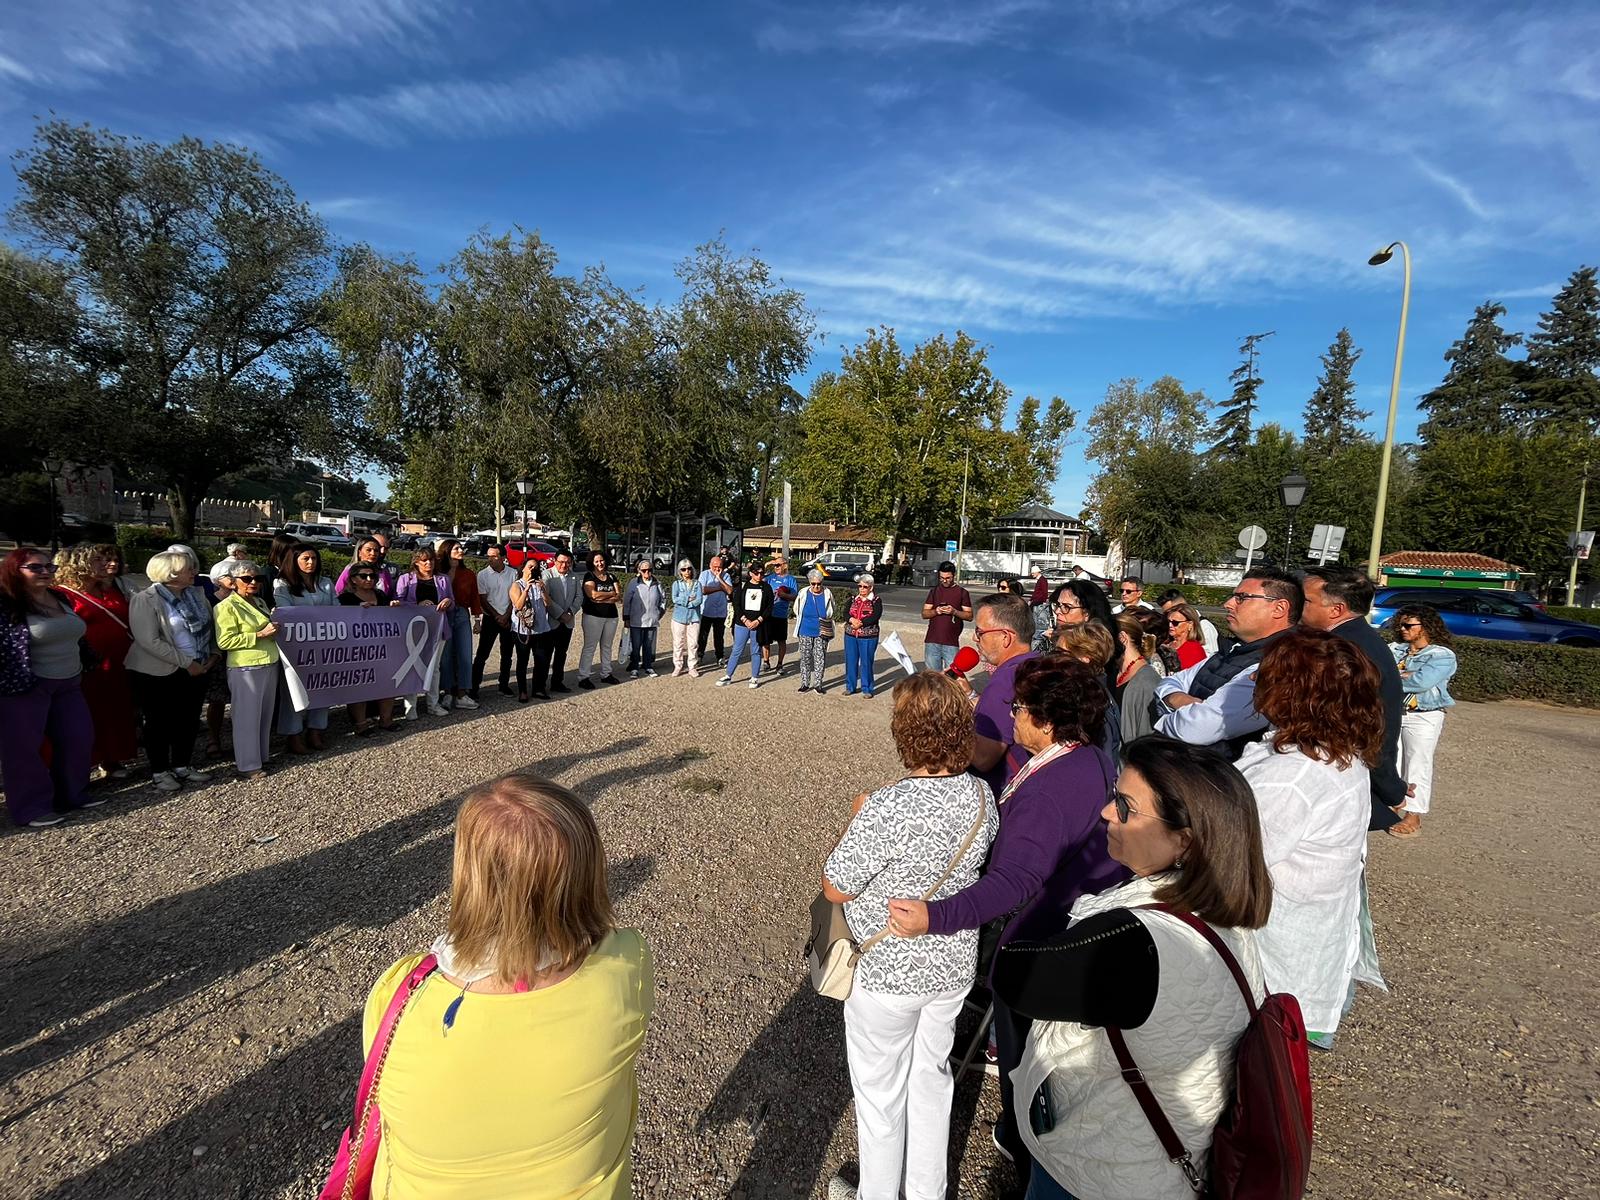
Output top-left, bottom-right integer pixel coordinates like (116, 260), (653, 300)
(1390, 643), (1457, 711)
(671, 578), (703, 624)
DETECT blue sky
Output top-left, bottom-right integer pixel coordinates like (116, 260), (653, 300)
(3, 0), (1597, 515)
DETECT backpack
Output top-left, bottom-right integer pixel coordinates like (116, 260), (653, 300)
(1107, 905), (1314, 1199)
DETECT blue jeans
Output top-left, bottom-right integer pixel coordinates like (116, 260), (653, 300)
(627, 625), (658, 671)
(725, 623), (762, 681)
(844, 635), (878, 694)
(1026, 1162), (1078, 1200)
(923, 641), (957, 672)
(444, 605), (473, 691)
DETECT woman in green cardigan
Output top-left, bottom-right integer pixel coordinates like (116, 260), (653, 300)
(213, 561), (280, 779)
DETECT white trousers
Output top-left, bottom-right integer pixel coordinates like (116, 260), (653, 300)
(578, 614), (617, 680)
(1397, 709), (1446, 814)
(843, 983), (967, 1200)
(670, 619), (698, 674)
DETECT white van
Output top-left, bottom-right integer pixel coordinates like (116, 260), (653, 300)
(806, 551), (875, 583)
(282, 522), (352, 546)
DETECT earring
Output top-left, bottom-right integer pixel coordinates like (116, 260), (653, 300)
(1173, 856), (1184, 869)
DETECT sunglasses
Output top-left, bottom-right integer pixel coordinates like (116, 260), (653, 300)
(353, 572), (378, 580)
(1111, 790), (1183, 826)
(1167, 617), (1187, 627)
(22, 563), (57, 574)
(236, 575), (262, 583)
(1397, 621), (1422, 630)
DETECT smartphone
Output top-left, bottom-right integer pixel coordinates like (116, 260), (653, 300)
(1028, 1082), (1056, 1136)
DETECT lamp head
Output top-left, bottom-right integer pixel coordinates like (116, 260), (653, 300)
(1368, 245), (1395, 266)
(514, 476), (534, 497)
(1279, 473), (1309, 509)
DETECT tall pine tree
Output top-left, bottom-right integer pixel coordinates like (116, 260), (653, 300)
(1418, 301), (1524, 440)
(1209, 331), (1273, 456)
(1523, 265), (1600, 431)
(1302, 327), (1369, 456)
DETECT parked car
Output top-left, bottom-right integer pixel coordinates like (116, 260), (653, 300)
(1371, 587), (1600, 647)
(805, 551), (876, 585)
(282, 521), (353, 548)
(505, 539), (564, 570)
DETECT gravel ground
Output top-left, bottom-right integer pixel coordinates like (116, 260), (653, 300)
(2, 621), (1598, 1200)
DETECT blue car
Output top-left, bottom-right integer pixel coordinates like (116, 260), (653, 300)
(1370, 587), (1600, 647)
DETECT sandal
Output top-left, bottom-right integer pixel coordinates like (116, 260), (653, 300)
(1387, 817), (1423, 839)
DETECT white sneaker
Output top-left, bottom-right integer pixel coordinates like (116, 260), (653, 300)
(643, 668), (657, 677)
(152, 771), (181, 792)
(425, 700), (449, 716)
(827, 1176), (858, 1200)
(454, 696), (479, 710)
(749, 679), (760, 689)
(27, 815), (67, 828)
(716, 677), (732, 687)
(174, 766), (212, 784)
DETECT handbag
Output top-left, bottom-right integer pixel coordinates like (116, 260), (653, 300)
(1, 613), (33, 696)
(320, 955), (438, 1200)
(806, 777), (988, 1001)
(1107, 908), (1313, 1199)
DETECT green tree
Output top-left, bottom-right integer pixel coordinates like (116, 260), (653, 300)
(1204, 423), (1305, 563)
(1523, 265), (1600, 430)
(1209, 331), (1273, 457)
(1083, 375), (1210, 531)
(1410, 431), (1591, 583)
(789, 328), (1073, 547)
(1113, 444), (1223, 573)
(1302, 328), (1370, 457)
(8, 120), (376, 540)
(1418, 301), (1525, 439)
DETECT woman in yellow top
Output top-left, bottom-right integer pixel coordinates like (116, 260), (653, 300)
(359, 772), (654, 1198)
(211, 560), (280, 779)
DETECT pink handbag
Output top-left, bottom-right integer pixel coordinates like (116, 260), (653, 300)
(320, 955), (438, 1200)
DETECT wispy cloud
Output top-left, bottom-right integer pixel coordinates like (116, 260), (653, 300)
(1411, 157), (1491, 220)
(758, 0), (1049, 54)
(286, 55), (683, 145)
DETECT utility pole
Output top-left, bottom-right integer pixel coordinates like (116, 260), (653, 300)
(781, 482), (792, 562)
(1569, 457), (1591, 607)
(955, 446), (971, 582)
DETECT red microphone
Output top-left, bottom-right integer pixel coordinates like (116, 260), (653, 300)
(947, 646), (980, 680)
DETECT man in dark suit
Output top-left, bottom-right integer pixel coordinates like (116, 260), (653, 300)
(1300, 566), (1405, 831)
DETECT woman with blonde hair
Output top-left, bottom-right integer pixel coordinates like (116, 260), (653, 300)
(53, 543), (138, 780)
(126, 550), (218, 792)
(1163, 601), (1207, 671)
(344, 773), (653, 1198)
(823, 671), (999, 1200)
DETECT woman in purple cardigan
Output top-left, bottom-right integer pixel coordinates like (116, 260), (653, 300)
(392, 548), (454, 718)
(886, 655), (1126, 1180)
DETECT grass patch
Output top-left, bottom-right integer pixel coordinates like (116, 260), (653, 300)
(673, 775), (725, 795)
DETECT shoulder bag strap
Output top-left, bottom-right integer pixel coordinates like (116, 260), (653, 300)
(857, 777), (989, 956)
(1151, 903), (1258, 1015)
(348, 953), (438, 1138)
(1105, 1024), (1204, 1192)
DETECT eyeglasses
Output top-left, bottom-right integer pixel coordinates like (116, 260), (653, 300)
(1111, 790), (1183, 826)
(1120, 587), (1140, 595)
(21, 563), (56, 574)
(236, 575), (261, 583)
(1397, 621), (1422, 630)
(353, 572), (378, 581)
(1167, 617), (1187, 627)
(1226, 591), (1272, 604)
(974, 625), (1010, 640)
(1054, 601), (1084, 612)
(1007, 699), (1034, 717)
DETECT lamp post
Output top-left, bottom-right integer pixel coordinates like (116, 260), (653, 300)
(1279, 473), (1308, 565)
(955, 445), (971, 583)
(42, 458), (63, 553)
(1366, 241), (1411, 577)
(514, 474), (534, 548)
(1569, 456), (1592, 606)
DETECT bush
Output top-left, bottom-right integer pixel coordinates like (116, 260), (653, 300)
(1449, 635), (1600, 707)
(1163, 583), (1236, 607)
(115, 524), (180, 568)
(1548, 606), (1600, 627)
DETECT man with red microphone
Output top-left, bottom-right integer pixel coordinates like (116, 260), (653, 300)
(921, 560), (973, 673)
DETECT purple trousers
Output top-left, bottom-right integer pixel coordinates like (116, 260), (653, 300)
(0, 675), (94, 825)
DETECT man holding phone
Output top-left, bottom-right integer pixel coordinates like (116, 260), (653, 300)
(921, 560), (973, 672)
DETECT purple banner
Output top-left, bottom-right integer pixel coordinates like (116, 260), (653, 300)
(274, 606), (446, 712)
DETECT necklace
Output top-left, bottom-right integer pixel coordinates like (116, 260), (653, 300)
(1115, 656), (1146, 688)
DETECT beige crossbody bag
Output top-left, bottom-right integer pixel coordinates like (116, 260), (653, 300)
(806, 776), (987, 1001)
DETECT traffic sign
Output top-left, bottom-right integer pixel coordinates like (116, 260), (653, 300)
(945, 539), (958, 555)
(1238, 525), (1268, 551)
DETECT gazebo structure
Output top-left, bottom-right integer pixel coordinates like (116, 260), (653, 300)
(987, 503), (1093, 563)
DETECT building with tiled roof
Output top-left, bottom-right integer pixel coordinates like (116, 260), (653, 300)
(1377, 551), (1523, 589)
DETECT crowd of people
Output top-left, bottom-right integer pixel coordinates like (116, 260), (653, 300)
(4, 532), (1463, 1196)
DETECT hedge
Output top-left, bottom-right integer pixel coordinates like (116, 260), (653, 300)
(1449, 635), (1600, 707)
(1548, 605), (1600, 627)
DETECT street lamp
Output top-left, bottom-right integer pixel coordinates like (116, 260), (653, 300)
(42, 458), (63, 553)
(514, 474), (534, 546)
(1366, 240), (1411, 577)
(1279, 473), (1308, 565)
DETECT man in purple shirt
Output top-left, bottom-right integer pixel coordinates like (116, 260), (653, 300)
(963, 593), (1038, 798)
